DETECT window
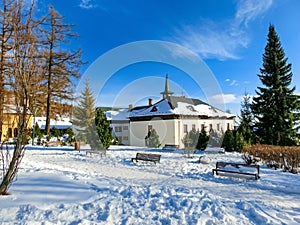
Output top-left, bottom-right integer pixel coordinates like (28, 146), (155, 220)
(187, 105), (196, 112)
(192, 124), (196, 130)
(150, 106), (158, 112)
(123, 126), (128, 130)
(201, 124), (205, 131)
(227, 123), (230, 130)
(8, 128), (12, 138)
(123, 136), (128, 141)
(209, 124), (212, 131)
(118, 136), (122, 143)
(14, 128), (18, 137)
(217, 124), (220, 131)
(148, 125), (153, 131)
(184, 124), (188, 133)
(115, 126), (122, 132)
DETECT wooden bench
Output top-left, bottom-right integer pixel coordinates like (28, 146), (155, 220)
(162, 144), (179, 150)
(212, 162), (260, 180)
(86, 150), (106, 157)
(46, 141), (61, 147)
(131, 152), (161, 164)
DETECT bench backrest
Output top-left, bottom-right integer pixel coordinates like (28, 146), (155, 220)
(216, 162), (259, 169)
(136, 153), (161, 161)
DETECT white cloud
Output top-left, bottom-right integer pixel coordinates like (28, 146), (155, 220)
(235, 0), (273, 27)
(163, 43), (200, 63)
(230, 80), (239, 86)
(225, 78), (239, 86)
(79, 0), (98, 9)
(173, 23), (245, 60)
(208, 94), (242, 104)
(172, 0), (273, 60)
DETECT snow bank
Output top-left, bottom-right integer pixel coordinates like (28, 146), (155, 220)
(1, 146), (300, 224)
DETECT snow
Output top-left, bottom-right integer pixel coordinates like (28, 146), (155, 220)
(129, 99), (173, 117)
(105, 109), (130, 121)
(1, 145), (300, 224)
(129, 98), (235, 119)
(34, 116), (72, 130)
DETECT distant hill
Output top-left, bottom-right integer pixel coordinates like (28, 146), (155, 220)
(97, 107), (125, 112)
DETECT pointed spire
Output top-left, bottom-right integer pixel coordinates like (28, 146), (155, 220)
(160, 73), (174, 99)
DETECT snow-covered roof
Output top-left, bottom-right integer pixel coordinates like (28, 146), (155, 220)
(34, 117), (72, 129)
(129, 96), (235, 119)
(105, 109), (130, 121)
(3, 104), (32, 114)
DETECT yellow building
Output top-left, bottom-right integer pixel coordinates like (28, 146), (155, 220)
(1, 105), (32, 142)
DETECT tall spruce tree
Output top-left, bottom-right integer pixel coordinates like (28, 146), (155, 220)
(251, 25), (300, 146)
(72, 79), (96, 144)
(73, 80), (112, 150)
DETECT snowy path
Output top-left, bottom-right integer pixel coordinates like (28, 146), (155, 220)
(1, 146), (300, 224)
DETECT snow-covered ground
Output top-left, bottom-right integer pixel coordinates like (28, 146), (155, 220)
(1, 145), (300, 224)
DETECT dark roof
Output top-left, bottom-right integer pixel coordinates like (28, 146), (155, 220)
(130, 105), (149, 112)
(167, 96), (208, 109)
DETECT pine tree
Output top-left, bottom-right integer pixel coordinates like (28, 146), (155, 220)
(222, 130), (235, 152)
(197, 128), (209, 150)
(251, 25), (300, 146)
(208, 129), (222, 147)
(238, 94), (255, 145)
(145, 129), (161, 148)
(72, 79), (95, 144)
(94, 108), (112, 149)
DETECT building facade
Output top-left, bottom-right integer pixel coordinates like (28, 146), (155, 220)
(107, 75), (235, 148)
(105, 109), (130, 146)
(1, 105), (33, 142)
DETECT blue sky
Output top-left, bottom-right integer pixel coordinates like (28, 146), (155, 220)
(37, 0), (300, 115)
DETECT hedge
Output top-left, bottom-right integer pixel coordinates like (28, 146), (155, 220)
(242, 144), (300, 173)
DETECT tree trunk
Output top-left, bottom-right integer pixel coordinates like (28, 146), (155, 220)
(0, 145), (22, 194)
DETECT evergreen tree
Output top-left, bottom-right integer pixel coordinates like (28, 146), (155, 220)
(94, 108), (112, 149)
(208, 129), (222, 147)
(251, 25), (300, 146)
(72, 79), (95, 144)
(182, 131), (192, 149)
(234, 130), (244, 152)
(222, 130), (235, 152)
(189, 128), (199, 148)
(145, 129), (161, 148)
(197, 128), (209, 150)
(238, 94), (255, 145)
(87, 121), (103, 150)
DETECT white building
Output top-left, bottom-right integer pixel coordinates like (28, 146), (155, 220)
(34, 116), (72, 130)
(105, 109), (130, 145)
(107, 74), (235, 148)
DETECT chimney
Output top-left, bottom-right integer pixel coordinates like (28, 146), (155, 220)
(148, 98), (153, 106)
(129, 104), (133, 110)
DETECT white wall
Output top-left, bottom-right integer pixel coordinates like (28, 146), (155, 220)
(111, 122), (130, 145)
(130, 119), (176, 147)
(130, 117), (235, 148)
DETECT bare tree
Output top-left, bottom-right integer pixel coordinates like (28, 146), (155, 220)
(0, 0), (14, 142)
(0, 0), (39, 195)
(41, 6), (82, 134)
